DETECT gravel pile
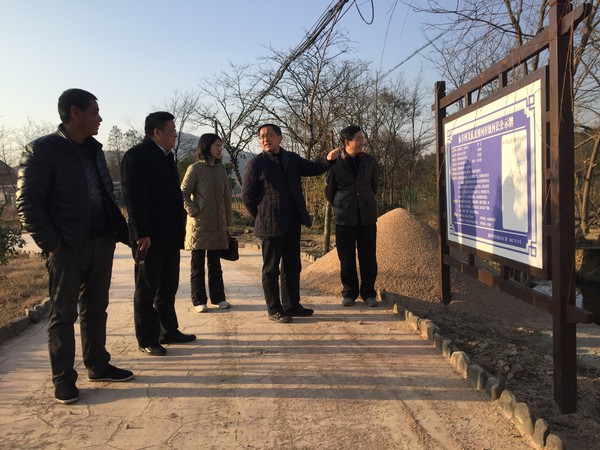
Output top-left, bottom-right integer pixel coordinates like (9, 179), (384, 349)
(301, 207), (545, 328)
(302, 208), (442, 302)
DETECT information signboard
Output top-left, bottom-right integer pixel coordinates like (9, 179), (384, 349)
(444, 79), (543, 269)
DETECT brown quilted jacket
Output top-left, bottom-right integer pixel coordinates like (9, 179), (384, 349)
(181, 160), (232, 250)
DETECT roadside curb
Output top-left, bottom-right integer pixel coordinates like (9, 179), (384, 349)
(380, 289), (565, 450)
(0, 297), (51, 345)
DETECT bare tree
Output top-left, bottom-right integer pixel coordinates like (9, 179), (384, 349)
(123, 128), (143, 149)
(400, 76), (435, 212)
(14, 118), (55, 149)
(261, 41), (372, 236)
(0, 126), (16, 219)
(575, 125), (600, 234)
(157, 90), (203, 163)
(106, 125), (124, 152)
(192, 63), (264, 186)
(413, 0), (600, 235)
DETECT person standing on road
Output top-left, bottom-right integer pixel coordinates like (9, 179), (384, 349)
(121, 111), (196, 357)
(181, 133), (233, 313)
(16, 88), (134, 404)
(325, 125), (379, 307)
(241, 123), (341, 323)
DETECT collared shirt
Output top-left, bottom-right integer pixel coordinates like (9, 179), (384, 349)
(156, 142), (174, 157)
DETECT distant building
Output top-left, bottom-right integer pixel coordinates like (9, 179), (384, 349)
(0, 161), (17, 206)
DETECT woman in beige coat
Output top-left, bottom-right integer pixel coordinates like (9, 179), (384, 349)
(181, 133), (233, 312)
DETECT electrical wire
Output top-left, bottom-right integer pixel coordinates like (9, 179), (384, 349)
(354, 0), (375, 25)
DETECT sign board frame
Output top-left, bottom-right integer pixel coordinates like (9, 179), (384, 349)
(443, 71), (547, 277)
(433, 1), (595, 413)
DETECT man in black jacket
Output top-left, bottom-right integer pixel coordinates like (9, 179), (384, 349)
(241, 124), (341, 323)
(121, 112), (196, 356)
(325, 125), (379, 308)
(16, 88), (134, 405)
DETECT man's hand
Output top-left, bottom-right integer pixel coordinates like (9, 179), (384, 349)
(134, 237), (151, 265)
(136, 237), (151, 251)
(326, 147), (343, 161)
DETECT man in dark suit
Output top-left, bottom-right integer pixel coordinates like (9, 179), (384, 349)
(241, 124), (341, 323)
(121, 111), (196, 356)
(16, 88), (134, 404)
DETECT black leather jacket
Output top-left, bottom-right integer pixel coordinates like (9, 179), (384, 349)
(325, 152), (379, 226)
(16, 126), (128, 254)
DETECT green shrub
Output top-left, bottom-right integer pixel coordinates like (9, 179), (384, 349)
(0, 224), (25, 265)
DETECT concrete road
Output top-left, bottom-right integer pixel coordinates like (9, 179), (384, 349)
(0, 242), (532, 449)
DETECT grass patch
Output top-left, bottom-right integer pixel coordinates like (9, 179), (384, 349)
(0, 252), (48, 327)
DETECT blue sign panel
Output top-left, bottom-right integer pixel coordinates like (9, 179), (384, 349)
(444, 80), (543, 268)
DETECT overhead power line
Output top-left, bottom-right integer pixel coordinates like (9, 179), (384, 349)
(380, 30), (445, 80)
(236, 0), (352, 126)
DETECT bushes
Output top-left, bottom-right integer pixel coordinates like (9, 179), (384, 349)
(0, 223), (25, 265)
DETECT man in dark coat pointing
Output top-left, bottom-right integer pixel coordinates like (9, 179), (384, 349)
(241, 123), (341, 323)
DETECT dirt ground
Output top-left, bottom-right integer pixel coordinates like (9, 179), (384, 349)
(3, 210), (598, 449)
(1, 236), (536, 449)
(300, 208), (600, 450)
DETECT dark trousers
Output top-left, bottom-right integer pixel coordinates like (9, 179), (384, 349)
(133, 242), (180, 347)
(335, 223), (377, 300)
(46, 234), (115, 386)
(261, 221), (302, 314)
(190, 249), (225, 306)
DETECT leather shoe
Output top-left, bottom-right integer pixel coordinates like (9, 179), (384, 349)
(284, 305), (314, 317)
(268, 311), (292, 323)
(160, 331), (197, 344)
(139, 345), (167, 356)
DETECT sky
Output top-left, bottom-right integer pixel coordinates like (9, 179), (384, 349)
(0, 0), (440, 147)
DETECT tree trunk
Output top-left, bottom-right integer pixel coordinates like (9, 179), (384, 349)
(580, 132), (600, 235)
(324, 203), (332, 254)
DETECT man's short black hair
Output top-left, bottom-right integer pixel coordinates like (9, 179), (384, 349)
(258, 123), (282, 136)
(144, 111), (175, 137)
(340, 125), (362, 144)
(57, 88), (97, 124)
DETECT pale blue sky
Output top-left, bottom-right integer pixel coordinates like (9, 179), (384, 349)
(0, 0), (438, 144)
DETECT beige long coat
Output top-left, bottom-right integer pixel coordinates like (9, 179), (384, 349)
(181, 160), (233, 250)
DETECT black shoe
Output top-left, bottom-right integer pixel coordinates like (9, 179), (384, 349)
(88, 364), (135, 382)
(268, 311), (292, 323)
(139, 345), (167, 356)
(342, 297), (355, 307)
(55, 381), (79, 404)
(364, 298), (378, 307)
(160, 331), (197, 344)
(284, 305), (314, 317)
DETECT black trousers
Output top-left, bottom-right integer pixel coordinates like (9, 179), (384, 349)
(133, 242), (180, 347)
(261, 220), (302, 314)
(46, 234), (115, 386)
(335, 223), (378, 300)
(190, 249), (225, 306)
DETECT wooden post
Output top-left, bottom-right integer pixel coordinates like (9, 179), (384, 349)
(435, 81), (451, 304)
(549, 0), (577, 413)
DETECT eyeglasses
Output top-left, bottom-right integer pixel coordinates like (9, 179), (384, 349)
(259, 133), (277, 140)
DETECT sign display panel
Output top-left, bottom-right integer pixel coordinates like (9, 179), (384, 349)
(444, 79), (543, 268)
